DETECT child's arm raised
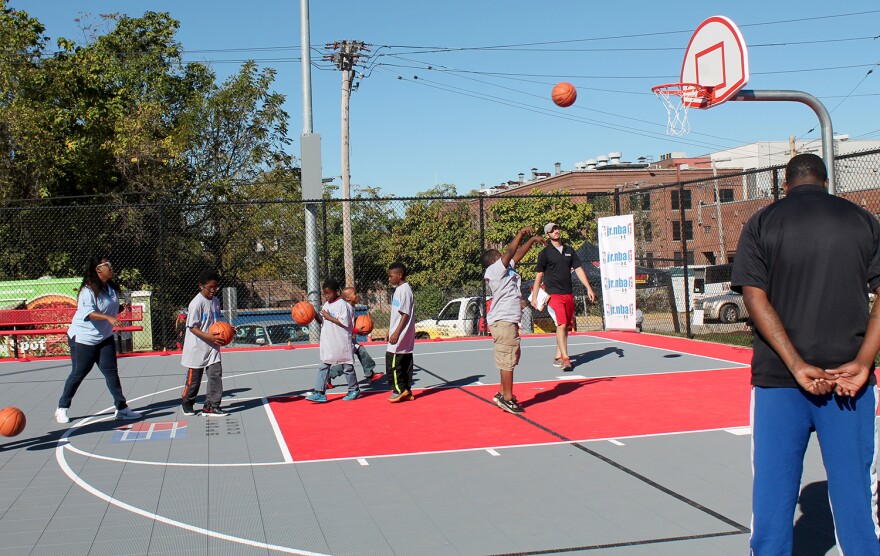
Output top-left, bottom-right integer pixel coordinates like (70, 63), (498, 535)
(513, 235), (546, 265)
(500, 226), (534, 268)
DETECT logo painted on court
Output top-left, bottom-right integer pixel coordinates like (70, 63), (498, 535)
(112, 421), (187, 443)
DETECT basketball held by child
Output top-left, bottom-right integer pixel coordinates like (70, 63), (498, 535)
(355, 314), (374, 334)
(209, 321), (234, 346)
(551, 82), (577, 107)
(292, 301), (317, 325)
(0, 407), (26, 437)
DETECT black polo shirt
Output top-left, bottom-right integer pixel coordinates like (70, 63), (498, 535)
(731, 184), (880, 388)
(536, 243), (582, 294)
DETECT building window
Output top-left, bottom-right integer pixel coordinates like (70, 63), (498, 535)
(632, 192), (651, 211)
(673, 251), (695, 265)
(715, 188), (734, 203)
(639, 221), (653, 242)
(645, 252), (654, 268)
(672, 220), (694, 241)
(671, 190), (692, 210)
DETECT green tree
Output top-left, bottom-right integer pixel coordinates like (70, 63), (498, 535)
(383, 184), (482, 293)
(485, 189), (596, 280)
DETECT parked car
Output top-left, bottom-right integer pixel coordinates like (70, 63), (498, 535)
(696, 290), (749, 323)
(415, 297), (482, 339)
(231, 320), (310, 347)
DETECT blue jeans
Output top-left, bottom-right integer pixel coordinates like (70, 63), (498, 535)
(329, 345), (376, 379)
(58, 336), (128, 411)
(315, 362), (358, 395)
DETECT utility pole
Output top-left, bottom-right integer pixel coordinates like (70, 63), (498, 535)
(325, 40), (369, 287)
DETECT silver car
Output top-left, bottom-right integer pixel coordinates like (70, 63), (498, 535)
(231, 321), (310, 347)
(696, 290), (749, 324)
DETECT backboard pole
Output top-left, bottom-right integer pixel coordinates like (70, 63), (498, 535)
(731, 90), (835, 195)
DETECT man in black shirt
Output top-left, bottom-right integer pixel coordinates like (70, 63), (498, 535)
(731, 153), (880, 555)
(530, 222), (596, 371)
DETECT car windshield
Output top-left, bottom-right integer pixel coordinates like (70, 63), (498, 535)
(267, 324), (301, 344)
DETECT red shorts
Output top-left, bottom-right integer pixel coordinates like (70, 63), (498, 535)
(547, 293), (575, 328)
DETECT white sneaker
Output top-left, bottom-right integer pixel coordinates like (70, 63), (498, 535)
(55, 407), (71, 424)
(115, 407), (142, 420)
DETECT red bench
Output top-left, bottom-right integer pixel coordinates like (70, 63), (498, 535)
(0, 306), (143, 359)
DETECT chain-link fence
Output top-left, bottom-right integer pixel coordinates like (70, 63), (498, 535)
(1, 148), (878, 357)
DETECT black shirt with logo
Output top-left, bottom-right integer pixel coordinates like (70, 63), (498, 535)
(731, 185), (880, 388)
(536, 244), (582, 295)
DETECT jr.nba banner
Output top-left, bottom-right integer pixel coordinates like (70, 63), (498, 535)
(598, 214), (637, 330)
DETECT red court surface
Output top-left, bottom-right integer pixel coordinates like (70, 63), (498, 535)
(268, 367), (753, 462)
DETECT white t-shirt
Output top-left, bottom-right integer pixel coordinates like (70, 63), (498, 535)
(387, 282), (415, 354)
(67, 285), (119, 345)
(181, 293), (222, 368)
(485, 259), (522, 325)
(319, 297), (355, 365)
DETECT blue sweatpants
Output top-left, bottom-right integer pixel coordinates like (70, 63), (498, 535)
(751, 386), (879, 555)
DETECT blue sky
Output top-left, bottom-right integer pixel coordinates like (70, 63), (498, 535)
(13, 1), (880, 197)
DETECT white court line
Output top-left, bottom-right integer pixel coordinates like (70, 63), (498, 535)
(556, 374), (586, 380)
(608, 439), (625, 446)
(262, 397), (294, 463)
(588, 334), (751, 368)
(55, 443), (327, 555)
(357, 458), (369, 466)
(486, 449), (501, 456)
(725, 427), (751, 436)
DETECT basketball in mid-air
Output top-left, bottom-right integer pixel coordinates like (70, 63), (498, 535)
(0, 407), (26, 437)
(292, 301), (317, 325)
(209, 322), (235, 346)
(355, 314), (374, 335)
(551, 82), (577, 107)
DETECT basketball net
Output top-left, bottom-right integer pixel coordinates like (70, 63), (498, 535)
(652, 83), (711, 136)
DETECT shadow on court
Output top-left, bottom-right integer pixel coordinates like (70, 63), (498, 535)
(522, 377), (614, 407)
(792, 481), (836, 555)
(571, 346), (625, 366)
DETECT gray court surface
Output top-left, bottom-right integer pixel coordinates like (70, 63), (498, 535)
(0, 334), (850, 555)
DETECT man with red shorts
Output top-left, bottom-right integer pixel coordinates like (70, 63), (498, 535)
(531, 222), (596, 371)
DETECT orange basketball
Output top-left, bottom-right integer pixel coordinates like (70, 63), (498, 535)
(209, 321), (234, 346)
(552, 82), (577, 107)
(0, 407), (26, 437)
(355, 314), (374, 335)
(292, 301), (317, 325)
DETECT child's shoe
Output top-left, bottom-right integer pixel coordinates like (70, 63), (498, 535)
(201, 404), (229, 417)
(342, 390), (361, 401)
(305, 392), (327, 403)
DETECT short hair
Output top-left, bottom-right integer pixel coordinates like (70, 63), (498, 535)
(481, 249), (500, 269)
(388, 261), (407, 278)
(322, 277), (340, 291)
(785, 153), (827, 184)
(198, 269), (221, 286)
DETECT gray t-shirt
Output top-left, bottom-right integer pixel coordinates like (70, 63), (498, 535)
(181, 293), (222, 369)
(387, 282), (415, 354)
(319, 297), (355, 365)
(485, 259), (522, 325)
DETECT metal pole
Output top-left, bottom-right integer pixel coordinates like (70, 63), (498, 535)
(300, 0), (321, 341)
(479, 197), (486, 335)
(677, 168), (691, 338)
(711, 161), (727, 264)
(732, 90), (835, 194)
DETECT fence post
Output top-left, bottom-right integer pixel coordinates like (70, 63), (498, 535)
(479, 196), (487, 336)
(679, 180), (691, 338)
(772, 168), (780, 201)
(322, 201), (329, 278)
(159, 204), (167, 350)
(613, 187), (621, 216)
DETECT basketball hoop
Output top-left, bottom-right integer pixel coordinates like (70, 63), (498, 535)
(652, 83), (713, 136)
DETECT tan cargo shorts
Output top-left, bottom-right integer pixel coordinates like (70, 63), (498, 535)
(490, 321), (521, 371)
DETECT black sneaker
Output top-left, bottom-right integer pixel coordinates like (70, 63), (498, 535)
(201, 405), (230, 417)
(493, 392), (524, 414)
(181, 403), (197, 416)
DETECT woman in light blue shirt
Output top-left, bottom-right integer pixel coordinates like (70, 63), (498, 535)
(55, 256), (141, 424)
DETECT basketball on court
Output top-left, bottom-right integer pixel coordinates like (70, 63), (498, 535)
(292, 301), (317, 325)
(0, 407), (26, 437)
(551, 82), (577, 107)
(355, 314), (374, 334)
(209, 321), (234, 346)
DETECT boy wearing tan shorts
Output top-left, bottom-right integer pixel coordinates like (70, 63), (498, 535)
(482, 227), (545, 414)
